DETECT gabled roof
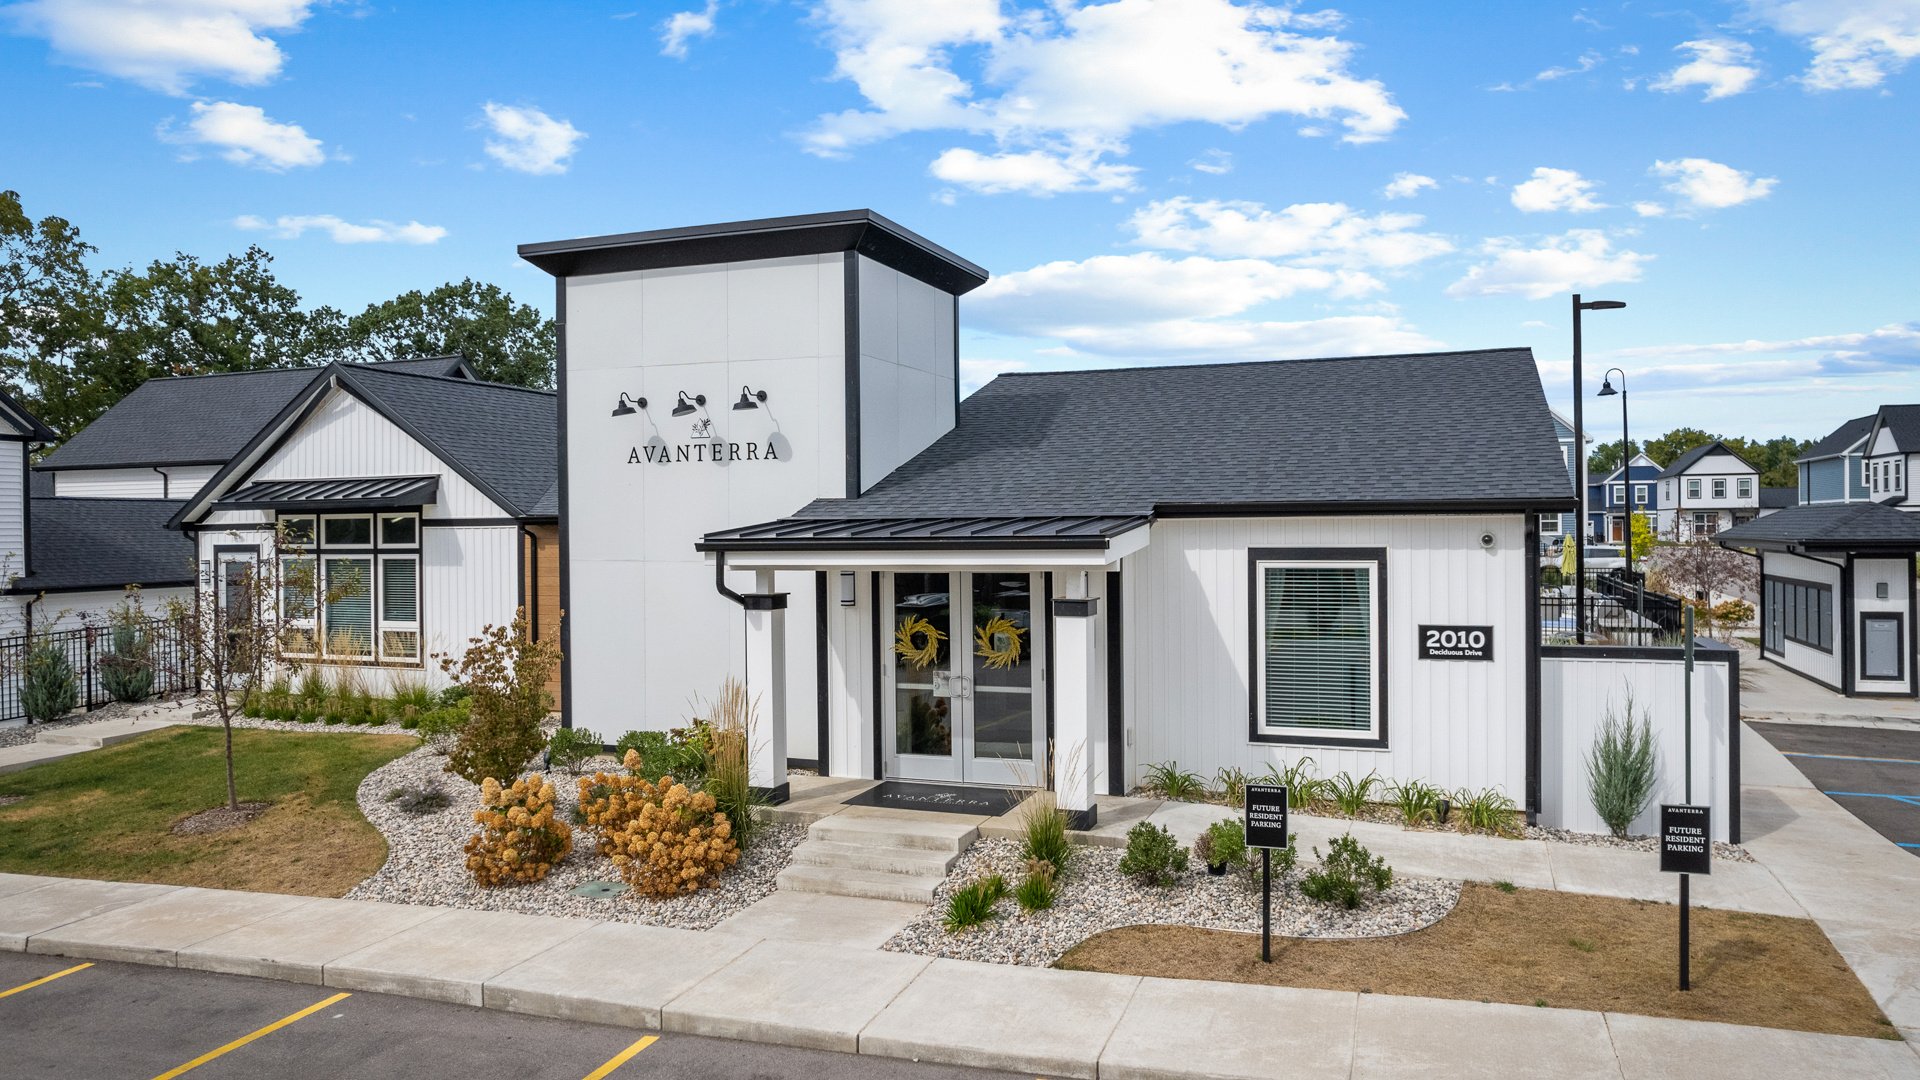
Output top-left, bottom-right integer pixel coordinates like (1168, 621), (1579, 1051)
(1797, 415), (1874, 462)
(783, 348), (1574, 522)
(174, 363), (557, 525)
(1599, 454), (1660, 484)
(35, 356), (477, 471)
(8, 498), (194, 594)
(1718, 501), (1920, 552)
(0, 386), (57, 442)
(1868, 405), (1920, 454)
(1656, 441), (1756, 479)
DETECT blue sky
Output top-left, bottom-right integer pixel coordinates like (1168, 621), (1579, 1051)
(2, 0), (1916, 440)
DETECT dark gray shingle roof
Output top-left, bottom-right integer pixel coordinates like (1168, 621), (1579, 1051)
(1798, 415), (1873, 462)
(337, 367), (556, 518)
(1759, 486), (1798, 509)
(12, 498), (194, 592)
(1656, 441), (1755, 480)
(797, 348), (1573, 519)
(1718, 501), (1920, 550)
(1872, 405), (1920, 453)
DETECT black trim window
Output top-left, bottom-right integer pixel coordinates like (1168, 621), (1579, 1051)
(1861, 613), (1904, 681)
(1250, 548), (1386, 747)
(279, 512), (421, 666)
(1764, 576), (1833, 654)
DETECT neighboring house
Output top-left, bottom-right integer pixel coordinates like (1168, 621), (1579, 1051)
(1546, 409), (1587, 541)
(1796, 414), (1873, 505)
(1586, 453), (1660, 543)
(1756, 486), (1798, 518)
(1655, 441), (1761, 540)
(169, 361), (560, 699)
(1862, 404), (1920, 510)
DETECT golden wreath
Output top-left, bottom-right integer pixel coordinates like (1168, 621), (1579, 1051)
(973, 616), (1025, 670)
(893, 615), (946, 669)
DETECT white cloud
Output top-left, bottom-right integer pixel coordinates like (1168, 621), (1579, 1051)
(1649, 39), (1761, 99)
(480, 102), (585, 175)
(159, 101), (323, 170)
(1537, 49), (1605, 80)
(1126, 197), (1452, 270)
(1381, 171), (1436, 199)
(1632, 201), (1668, 217)
(1510, 166), (1607, 213)
(1190, 148), (1233, 174)
(1446, 229), (1651, 300)
(1651, 157), (1778, 209)
(661, 0), (718, 58)
(234, 214), (446, 244)
(805, 0), (1405, 194)
(930, 145), (1137, 195)
(1593, 323), (1920, 418)
(1747, 0), (1920, 90)
(5, 0), (314, 94)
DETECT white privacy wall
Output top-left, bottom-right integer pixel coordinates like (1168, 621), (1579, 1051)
(1853, 556), (1912, 694)
(1123, 514), (1530, 798)
(1539, 650), (1734, 842)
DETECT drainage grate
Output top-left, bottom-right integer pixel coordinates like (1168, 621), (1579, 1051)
(571, 879), (629, 899)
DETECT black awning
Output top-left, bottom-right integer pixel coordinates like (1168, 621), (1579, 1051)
(697, 514), (1150, 552)
(214, 476), (439, 512)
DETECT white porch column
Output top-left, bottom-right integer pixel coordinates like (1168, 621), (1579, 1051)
(744, 569), (790, 803)
(1050, 571), (1100, 829)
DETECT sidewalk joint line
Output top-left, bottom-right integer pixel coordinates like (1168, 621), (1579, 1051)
(149, 991), (351, 1080)
(0, 961), (92, 999)
(582, 1035), (657, 1080)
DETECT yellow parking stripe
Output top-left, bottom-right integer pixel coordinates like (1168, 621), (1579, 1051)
(150, 991), (351, 1080)
(0, 962), (92, 999)
(582, 1035), (658, 1080)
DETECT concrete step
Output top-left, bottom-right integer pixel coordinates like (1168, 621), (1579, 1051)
(774, 863), (945, 904)
(808, 815), (978, 853)
(788, 839), (959, 877)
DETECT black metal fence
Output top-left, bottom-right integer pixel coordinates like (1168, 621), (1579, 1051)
(0, 616), (197, 723)
(1539, 567), (1686, 644)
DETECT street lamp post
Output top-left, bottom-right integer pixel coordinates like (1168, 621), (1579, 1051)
(1598, 368), (1631, 578)
(1572, 294), (1626, 645)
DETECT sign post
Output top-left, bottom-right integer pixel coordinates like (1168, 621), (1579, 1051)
(1243, 783), (1290, 963)
(1659, 803), (1712, 991)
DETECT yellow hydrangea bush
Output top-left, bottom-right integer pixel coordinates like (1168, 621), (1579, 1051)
(464, 774), (573, 887)
(577, 749), (740, 898)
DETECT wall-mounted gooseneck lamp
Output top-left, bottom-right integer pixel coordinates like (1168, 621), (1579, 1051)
(610, 392), (646, 417)
(733, 385), (770, 411)
(671, 391), (706, 417)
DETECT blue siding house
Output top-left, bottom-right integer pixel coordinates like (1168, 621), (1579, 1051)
(1586, 453), (1661, 542)
(1548, 409), (1585, 541)
(1796, 415), (1872, 505)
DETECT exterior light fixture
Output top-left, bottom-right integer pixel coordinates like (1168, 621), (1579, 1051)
(838, 570), (857, 606)
(1570, 294), (1627, 645)
(671, 391), (706, 417)
(610, 392), (646, 417)
(733, 385), (769, 411)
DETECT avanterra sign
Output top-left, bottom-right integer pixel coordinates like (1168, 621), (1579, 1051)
(627, 419), (783, 466)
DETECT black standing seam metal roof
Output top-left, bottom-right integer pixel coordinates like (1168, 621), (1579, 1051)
(699, 514), (1150, 551)
(9, 497), (194, 593)
(780, 348), (1574, 524)
(1717, 501), (1920, 550)
(214, 476), (440, 512)
(1796, 415), (1874, 462)
(1655, 441), (1758, 480)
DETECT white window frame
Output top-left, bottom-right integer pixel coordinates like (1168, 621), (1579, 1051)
(1687, 478), (1702, 500)
(320, 514), (374, 550)
(1611, 483), (1625, 503)
(1712, 478), (1728, 499)
(280, 554), (318, 658)
(1737, 477), (1753, 499)
(1634, 484), (1648, 505)
(1250, 550), (1386, 748)
(377, 553), (422, 663)
(1538, 514), (1561, 535)
(274, 510), (423, 667)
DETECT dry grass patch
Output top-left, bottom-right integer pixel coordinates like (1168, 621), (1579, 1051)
(1058, 883), (1894, 1039)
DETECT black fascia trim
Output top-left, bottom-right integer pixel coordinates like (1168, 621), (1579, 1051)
(870, 570), (882, 781)
(1043, 571), (1055, 776)
(422, 517), (528, 528)
(844, 252), (861, 499)
(1857, 610), (1906, 682)
(815, 571), (830, 778)
(35, 458), (229, 472)
(741, 593), (789, 611)
(5, 578), (195, 596)
(218, 496), (437, 513)
(1541, 644), (1738, 663)
(1105, 569), (1125, 798)
(1524, 510), (1542, 824)
(518, 210), (990, 296)
(1051, 597), (1099, 618)
(1910, 555), (1918, 699)
(20, 446), (30, 577)
(1155, 499), (1572, 518)
(1840, 559), (1853, 692)
(1247, 547), (1389, 750)
(556, 278), (574, 732)
(166, 368), (337, 530)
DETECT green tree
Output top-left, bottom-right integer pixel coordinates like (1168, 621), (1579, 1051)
(1628, 511), (1655, 562)
(0, 190), (108, 438)
(344, 279), (553, 388)
(1587, 437), (1642, 478)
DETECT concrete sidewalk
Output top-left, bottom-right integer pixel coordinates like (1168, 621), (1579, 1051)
(1743, 651), (1920, 727)
(0, 715), (182, 774)
(3, 872), (1914, 1079)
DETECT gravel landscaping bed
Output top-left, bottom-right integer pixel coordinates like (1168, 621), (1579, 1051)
(345, 743), (801, 928)
(883, 837), (1460, 968)
(1524, 824), (1753, 863)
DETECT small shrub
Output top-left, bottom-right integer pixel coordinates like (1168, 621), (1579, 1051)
(1118, 821), (1188, 885)
(1455, 787), (1521, 835)
(439, 610), (557, 787)
(1142, 761), (1205, 801)
(1017, 790), (1072, 877)
(464, 774), (573, 887)
(944, 874), (1007, 931)
(438, 684), (472, 708)
(1197, 818), (1248, 872)
(415, 700), (469, 753)
(1299, 835), (1393, 910)
(1015, 862), (1057, 913)
(101, 620), (155, 704)
(583, 752), (741, 898)
(614, 729), (706, 784)
(384, 781), (452, 815)
(1214, 767), (1248, 809)
(1387, 779), (1444, 827)
(545, 726), (603, 774)
(297, 669), (327, 706)
(20, 642), (77, 723)
(1586, 698), (1658, 838)
(1492, 879), (1518, 894)
(1327, 771), (1380, 817)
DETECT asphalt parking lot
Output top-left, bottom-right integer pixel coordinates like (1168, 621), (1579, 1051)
(1751, 721), (1920, 857)
(0, 952), (1025, 1080)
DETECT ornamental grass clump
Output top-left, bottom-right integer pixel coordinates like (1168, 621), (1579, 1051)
(1586, 697), (1659, 838)
(465, 774), (572, 887)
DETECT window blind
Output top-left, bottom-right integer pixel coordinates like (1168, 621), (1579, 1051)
(324, 556), (373, 657)
(1261, 565), (1374, 733)
(381, 557), (419, 623)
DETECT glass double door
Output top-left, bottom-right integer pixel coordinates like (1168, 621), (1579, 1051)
(883, 571), (1044, 787)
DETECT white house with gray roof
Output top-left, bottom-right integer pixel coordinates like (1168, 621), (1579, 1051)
(1654, 441), (1761, 540)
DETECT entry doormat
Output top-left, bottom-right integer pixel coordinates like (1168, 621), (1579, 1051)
(843, 781), (1024, 817)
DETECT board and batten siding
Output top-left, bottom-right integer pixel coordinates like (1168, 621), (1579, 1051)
(0, 440), (22, 576)
(1123, 515), (1529, 798)
(1852, 556), (1912, 695)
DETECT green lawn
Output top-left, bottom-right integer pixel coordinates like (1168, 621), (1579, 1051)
(0, 726), (417, 896)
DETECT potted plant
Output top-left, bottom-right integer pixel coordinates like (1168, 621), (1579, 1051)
(1201, 818), (1248, 876)
(1193, 829), (1225, 875)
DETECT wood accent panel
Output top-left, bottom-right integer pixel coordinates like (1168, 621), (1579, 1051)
(523, 525), (563, 706)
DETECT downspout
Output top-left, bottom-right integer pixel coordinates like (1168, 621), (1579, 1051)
(519, 525), (538, 639)
(713, 549), (748, 607)
(152, 466), (170, 498)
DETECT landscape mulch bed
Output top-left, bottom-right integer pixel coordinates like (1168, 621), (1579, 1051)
(171, 801), (271, 836)
(1058, 883), (1895, 1039)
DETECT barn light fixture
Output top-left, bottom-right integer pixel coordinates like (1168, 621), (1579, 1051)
(671, 391), (706, 417)
(610, 392), (646, 417)
(733, 385), (769, 411)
